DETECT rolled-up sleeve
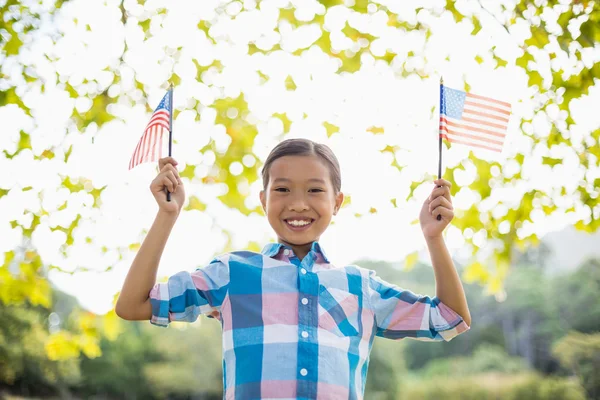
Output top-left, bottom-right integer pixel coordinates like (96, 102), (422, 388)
(367, 269), (470, 341)
(149, 255), (230, 327)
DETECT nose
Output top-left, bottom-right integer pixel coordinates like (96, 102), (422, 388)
(288, 192), (310, 212)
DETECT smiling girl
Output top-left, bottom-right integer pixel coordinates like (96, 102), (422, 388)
(116, 138), (471, 400)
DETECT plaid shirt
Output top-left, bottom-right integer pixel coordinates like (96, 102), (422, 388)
(149, 241), (469, 399)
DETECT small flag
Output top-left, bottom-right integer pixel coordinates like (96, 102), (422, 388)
(129, 89), (172, 170)
(439, 85), (511, 153)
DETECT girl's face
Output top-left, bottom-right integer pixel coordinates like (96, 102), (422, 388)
(260, 155), (344, 251)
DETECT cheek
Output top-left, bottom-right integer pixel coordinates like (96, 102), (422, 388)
(316, 201), (335, 215)
(265, 197), (282, 214)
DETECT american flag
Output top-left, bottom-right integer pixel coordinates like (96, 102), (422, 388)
(129, 89), (172, 170)
(439, 85), (511, 153)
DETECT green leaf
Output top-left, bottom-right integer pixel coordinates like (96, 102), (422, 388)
(65, 83), (79, 98)
(323, 122), (339, 138)
(4, 32), (23, 56)
(557, 10), (574, 35)
(74, 92), (115, 129)
(446, 0), (464, 22)
(404, 252), (419, 271)
(351, 0), (368, 13)
(471, 16), (482, 35)
(542, 204), (557, 215)
(184, 196), (206, 212)
(542, 156), (563, 167)
(528, 71), (543, 88)
(407, 180), (423, 200)
(525, 25), (550, 48)
(493, 55), (508, 68)
(285, 76), (297, 91)
(338, 51), (362, 73)
(139, 18), (151, 33)
(179, 164), (196, 180)
(578, 19), (600, 47)
(516, 52), (534, 70)
(342, 22), (375, 42)
(367, 126), (385, 135)
(274, 113), (292, 133)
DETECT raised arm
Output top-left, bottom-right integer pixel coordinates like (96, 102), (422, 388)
(115, 156), (184, 321)
(426, 235), (471, 326)
(115, 210), (178, 320)
(420, 178), (471, 327)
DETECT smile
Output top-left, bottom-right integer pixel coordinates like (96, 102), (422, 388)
(284, 219), (314, 231)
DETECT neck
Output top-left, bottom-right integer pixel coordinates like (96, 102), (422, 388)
(278, 239), (315, 261)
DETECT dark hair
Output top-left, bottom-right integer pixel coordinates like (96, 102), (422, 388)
(261, 138), (341, 194)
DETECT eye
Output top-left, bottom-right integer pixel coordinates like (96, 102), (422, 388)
(274, 188), (289, 192)
(309, 188), (324, 193)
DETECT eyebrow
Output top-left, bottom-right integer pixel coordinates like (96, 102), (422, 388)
(272, 178), (327, 184)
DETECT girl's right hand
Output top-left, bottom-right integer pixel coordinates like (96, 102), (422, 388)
(150, 157), (185, 215)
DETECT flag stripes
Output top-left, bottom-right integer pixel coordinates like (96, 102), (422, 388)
(440, 86), (511, 153)
(129, 91), (172, 170)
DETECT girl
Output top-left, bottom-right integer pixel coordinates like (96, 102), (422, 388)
(116, 138), (471, 400)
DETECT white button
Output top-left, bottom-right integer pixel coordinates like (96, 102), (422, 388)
(301, 298), (308, 305)
(301, 331), (308, 338)
(300, 268), (307, 275)
(283, 249), (291, 256)
(300, 368), (308, 376)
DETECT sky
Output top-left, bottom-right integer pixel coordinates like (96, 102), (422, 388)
(1, 0), (599, 314)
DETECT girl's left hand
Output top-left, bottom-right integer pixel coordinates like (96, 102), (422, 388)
(419, 179), (454, 238)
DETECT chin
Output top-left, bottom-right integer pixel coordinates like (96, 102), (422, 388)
(278, 234), (313, 245)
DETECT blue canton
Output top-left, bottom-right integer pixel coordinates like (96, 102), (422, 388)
(441, 86), (467, 120)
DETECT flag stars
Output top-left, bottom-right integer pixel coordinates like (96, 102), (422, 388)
(441, 86), (466, 119)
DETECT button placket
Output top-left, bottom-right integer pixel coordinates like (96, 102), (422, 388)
(294, 247), (319, 398)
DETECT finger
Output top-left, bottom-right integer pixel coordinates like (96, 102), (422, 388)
(434, 179), (452, 189)
(429, 197), (453, 213)
(168, 171), (181, 192)
(432, 206), (454, 220)
(159, 157), (178, 171)
(429, 197), (452, 213)
(429, 186), (452, 203)
(168, 170), (183, 188)
(436, 185), (452, 203)
(161, 162), (179, 173)
(163, 175), (177, 193)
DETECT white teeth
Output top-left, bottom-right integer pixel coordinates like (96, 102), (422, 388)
(287, 220), (311, 227)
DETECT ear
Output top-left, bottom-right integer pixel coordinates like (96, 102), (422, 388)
(334, 191), (344, 215)
(259, 190), (267, 214)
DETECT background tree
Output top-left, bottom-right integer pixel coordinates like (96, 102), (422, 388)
(1, 0), (598, 365)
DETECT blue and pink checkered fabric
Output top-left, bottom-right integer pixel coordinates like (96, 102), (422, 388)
(149, 241), (469, 399)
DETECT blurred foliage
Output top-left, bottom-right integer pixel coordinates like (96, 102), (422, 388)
(2, 251), (598, 398)
(1, 0), (599, 378)
(403, 257), (600, 373)
(553, 331), (600, 399)
(364, 337), (407, 400)
(418, 343), (530, 378)
(402, 372), (586, 400)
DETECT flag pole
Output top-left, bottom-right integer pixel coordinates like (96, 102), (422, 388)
(436, 76), (443, 221)
(167, 83), (173, 202)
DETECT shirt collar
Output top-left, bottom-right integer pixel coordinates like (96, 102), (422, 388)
(261, 241), (330, 263)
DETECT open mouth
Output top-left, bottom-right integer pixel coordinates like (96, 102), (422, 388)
(284, 219), (315, 231)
